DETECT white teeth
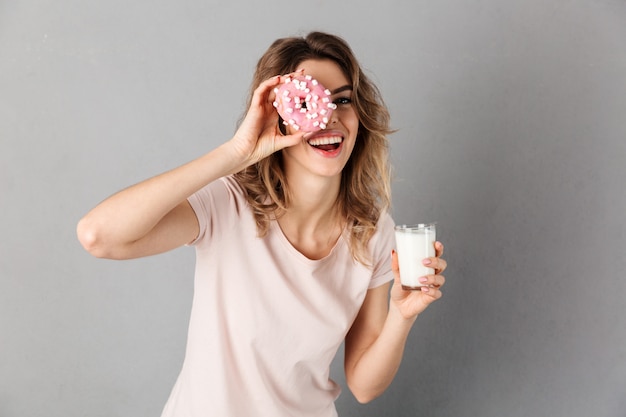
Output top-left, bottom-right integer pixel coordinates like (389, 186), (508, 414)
(307, 136), (343, 146)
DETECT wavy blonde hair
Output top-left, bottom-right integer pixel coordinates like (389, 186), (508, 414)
(234, 32), (393, 265)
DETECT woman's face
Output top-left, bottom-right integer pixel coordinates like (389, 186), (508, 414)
(280, 58), (359, 181)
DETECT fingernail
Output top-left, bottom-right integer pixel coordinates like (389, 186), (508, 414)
(419, 277), (428, 283)
(422, 259), (431, 266)
(421, 286), (430, 292)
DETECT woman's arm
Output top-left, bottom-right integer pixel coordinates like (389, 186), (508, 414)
(76, 144), (240, 259)
(77, 73), (306, 260)
(344, 243), (447, 403)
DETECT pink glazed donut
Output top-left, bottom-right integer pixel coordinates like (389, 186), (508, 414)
(273, 75), (337, 132)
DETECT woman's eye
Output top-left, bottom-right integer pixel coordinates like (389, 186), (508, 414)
(333, 97), (352, 105)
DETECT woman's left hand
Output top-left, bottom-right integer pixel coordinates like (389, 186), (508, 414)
(390, 241), (447, 320)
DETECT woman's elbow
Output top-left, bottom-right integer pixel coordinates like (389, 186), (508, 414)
(351, 389), (382, 404)
(347, 381), (384, 404)
(76, 217), (116, 259)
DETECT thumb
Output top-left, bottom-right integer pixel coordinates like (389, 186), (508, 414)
(275, 131), (306, 150)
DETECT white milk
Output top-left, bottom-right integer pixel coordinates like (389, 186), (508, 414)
(395, 224), (436, 289)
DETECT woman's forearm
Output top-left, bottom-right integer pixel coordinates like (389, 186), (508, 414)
(346, 305), (417, 403)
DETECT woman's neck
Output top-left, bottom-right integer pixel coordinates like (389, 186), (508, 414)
(275, 173), (344, 259)
(284, 171), (341, 224)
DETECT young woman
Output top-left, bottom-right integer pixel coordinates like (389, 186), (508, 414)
(77, 31), (447, 417)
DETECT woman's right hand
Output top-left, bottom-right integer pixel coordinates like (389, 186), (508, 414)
(228, 71), (307, 168)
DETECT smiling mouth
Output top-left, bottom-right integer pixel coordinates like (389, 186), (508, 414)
(307, 136), (343, 151)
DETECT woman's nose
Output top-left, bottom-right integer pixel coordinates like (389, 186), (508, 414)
(328, 109), (339, 125)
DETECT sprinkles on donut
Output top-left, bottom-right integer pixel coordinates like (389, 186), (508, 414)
(273, 74), (338, 132)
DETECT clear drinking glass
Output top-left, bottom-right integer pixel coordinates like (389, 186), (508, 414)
(394, 223), (437, 290)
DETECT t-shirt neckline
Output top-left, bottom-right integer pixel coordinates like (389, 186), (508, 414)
(270, 220), (346, 266)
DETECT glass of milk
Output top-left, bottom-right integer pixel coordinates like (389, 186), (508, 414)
(394, 223), (437, 290)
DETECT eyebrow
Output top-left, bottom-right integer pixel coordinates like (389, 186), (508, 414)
(330, 85), (352, 95)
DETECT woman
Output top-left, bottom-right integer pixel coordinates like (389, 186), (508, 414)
(77, 31), (447, 417)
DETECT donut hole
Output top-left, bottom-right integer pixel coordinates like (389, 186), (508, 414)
(297, 99), (309, 111)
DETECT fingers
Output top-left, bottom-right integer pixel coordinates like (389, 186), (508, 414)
(418, 283), (443, 302)
(420, 240), (446, 292)
(244, 74), (307, 151)
(282, 68), (306, 80)
(422, 255), (447, 274)
(418, 273), (445, 289)
(253, 70), (307, 107)
(270, 69), (306, 96)
(250, 75), (283, 109)
(435, 241), (444, 257)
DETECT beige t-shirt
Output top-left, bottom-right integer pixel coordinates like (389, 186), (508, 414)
(161, 176), (395, 417)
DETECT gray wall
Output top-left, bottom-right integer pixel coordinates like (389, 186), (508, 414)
(1, 1), (625, 416)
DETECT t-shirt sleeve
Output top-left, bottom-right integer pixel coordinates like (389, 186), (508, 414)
(186, 176), (244, 247)
(368, 213), (397, 289)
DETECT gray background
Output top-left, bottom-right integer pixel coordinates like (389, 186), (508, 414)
(1, 0), (625, 416)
